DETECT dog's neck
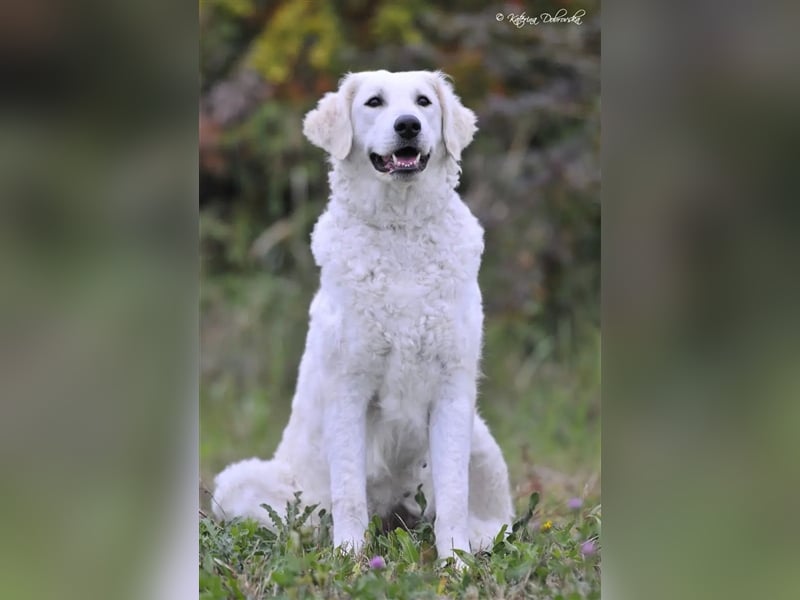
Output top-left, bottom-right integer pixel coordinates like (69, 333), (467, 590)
(328, 159), (462, 228)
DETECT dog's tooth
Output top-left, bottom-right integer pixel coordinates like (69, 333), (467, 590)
(415, 152), (421, 163)
(392, 153), (397, 164)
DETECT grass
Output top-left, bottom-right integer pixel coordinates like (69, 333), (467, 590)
(200, 492), (600, 599)
(200, 271), (601, 598)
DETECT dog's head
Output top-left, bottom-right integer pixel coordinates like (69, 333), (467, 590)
(303, 70), (477, 180)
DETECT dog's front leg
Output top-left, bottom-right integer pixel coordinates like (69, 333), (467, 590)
(430, 374), (474, 560)
(324, 377), (370, 553)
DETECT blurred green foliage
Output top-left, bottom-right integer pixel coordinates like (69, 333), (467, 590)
(201, 0), (599, 339)
(200, 1), (600, 507)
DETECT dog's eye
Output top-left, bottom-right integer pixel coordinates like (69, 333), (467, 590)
(417, 95), (432, 107)
(365, 96), (383, 108)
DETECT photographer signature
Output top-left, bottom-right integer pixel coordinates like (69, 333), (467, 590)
(496, 8), (587, 27)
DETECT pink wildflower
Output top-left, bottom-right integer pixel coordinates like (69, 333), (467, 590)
(580, 539), (597, 556)
(567, 497), (583, 510)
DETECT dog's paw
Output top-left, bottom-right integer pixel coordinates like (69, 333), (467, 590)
(333, 528), (366, 554)
(439, 549), (472, 572)
(434, 523), (470, 565)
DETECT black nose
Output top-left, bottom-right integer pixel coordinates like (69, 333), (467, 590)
(394, 115), (421, 140)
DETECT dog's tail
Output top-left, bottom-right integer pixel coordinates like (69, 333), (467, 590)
(211, 457), (298, 528)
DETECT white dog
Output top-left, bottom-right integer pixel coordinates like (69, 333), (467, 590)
(213, 70), (513, 561)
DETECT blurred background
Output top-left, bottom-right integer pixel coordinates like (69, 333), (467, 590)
(4, 1), (800, 598)
(198, 0), (601, 514)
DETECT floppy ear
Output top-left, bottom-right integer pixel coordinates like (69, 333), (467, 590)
(432, 72), (478, 162)
(303, 74), (359, 160)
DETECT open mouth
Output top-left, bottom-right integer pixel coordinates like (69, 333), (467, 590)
(369, 147), (430, 174)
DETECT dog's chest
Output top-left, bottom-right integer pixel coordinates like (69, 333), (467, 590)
(333, 226), (475, 355)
